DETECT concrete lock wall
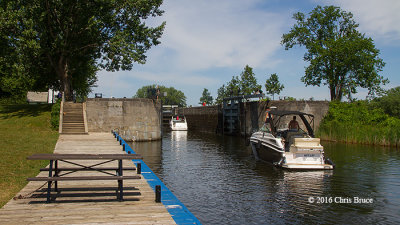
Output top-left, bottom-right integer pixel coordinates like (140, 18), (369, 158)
(241, 100), (329, 136)
(86, 98), (161, 141)
(183, 101), (329, 136)
(182, 105), (222, 133)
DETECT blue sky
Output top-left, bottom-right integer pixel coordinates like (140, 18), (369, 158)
(91, 0), (400, 106)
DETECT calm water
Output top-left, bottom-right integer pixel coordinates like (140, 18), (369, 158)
(129, 131), (400, 225)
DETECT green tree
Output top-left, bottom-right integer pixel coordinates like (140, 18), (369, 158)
(226, 76), (241, 96)
(0, 1), (41, 100)
(215, 84), (226, 105)
(215, 65), (262, 104)
(281, 5), (387, 101)
(374, 86), (400, 118)
(199, 88), (213, 105)
(239, 65), (261, 95)
(1, 0), (165, 100)
(134, 84), (187, 107)
(265, 73), (284, 100)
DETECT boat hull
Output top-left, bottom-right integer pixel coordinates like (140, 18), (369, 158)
(250, 137), (284, 164)
(170, 122), (188, 131)
(171, 126), (188, 131)
(250, 133), (334, 170)
(281, 163), (333, 170)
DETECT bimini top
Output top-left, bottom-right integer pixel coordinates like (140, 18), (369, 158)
(269, 110), (314, 118)
(268, 110), (315, 137)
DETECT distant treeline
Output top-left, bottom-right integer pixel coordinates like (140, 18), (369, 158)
(317, 87), (400, 147)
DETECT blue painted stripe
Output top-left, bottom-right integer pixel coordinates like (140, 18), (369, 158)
(115, 132), (202, 225)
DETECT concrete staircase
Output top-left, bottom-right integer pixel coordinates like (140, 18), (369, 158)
(62, 102), (87, 134)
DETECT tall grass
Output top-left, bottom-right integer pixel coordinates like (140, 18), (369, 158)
(317, 101), (400, 147)
(0, 104), (59, 207)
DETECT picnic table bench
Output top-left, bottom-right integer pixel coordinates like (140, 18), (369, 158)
(27, 153), (143, 203)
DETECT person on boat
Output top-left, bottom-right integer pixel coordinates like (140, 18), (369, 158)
(264, 108), (275, 133)
(288, 116), (300, 131)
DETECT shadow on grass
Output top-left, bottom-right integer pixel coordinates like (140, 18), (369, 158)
(0, 104), (52, 119)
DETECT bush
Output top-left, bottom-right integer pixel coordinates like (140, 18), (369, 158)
(317, 100), (400, 147)
(51, 99), (61, 130)
(373, 86), (400, 118)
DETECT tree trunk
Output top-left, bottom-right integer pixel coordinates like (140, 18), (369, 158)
(330, 85), (336, 101)
(330, 84), (344, 101)
(56, 56), (72, 101)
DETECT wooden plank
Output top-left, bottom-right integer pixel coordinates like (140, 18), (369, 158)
(27, 153), (143, 160)
(27, 175), (141, 181)
(40, 167), (136, 171)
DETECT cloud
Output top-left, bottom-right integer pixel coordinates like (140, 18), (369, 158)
(127, 71), (220, 87)
(156, 0), (288, 71)
(93, 71), (135, 97)
(323, 0), (400, 43)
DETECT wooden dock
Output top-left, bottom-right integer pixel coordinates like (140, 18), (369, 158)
(0, 133), (176, 224)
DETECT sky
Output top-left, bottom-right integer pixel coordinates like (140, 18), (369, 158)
(90, 0), (400, 106)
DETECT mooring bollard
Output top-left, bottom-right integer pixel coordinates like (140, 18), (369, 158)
(155, 185), (161, 203)
(137, 163), (141, 174)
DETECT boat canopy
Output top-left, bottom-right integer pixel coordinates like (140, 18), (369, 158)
(269, 110), (314, 118)
(268, 110), (315, 137)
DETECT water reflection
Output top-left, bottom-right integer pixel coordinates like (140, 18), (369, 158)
(128, 139), (162, 171)
(129, 132), (400, 224)
(171, 131), (187, 149)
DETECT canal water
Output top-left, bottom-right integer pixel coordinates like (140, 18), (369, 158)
(129, 131), (400, 225)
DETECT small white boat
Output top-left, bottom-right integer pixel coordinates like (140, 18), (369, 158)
(170, 115), (188, 131)
(250, 110), (334, 170)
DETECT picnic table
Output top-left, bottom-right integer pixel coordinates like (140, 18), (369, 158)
(27, 153), (143, 203)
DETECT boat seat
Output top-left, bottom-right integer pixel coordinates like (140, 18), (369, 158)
(285, 131), (306, 151)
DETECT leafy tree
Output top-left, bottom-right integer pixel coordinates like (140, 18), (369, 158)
(215, 84), (226, 105)
(239, 65), (261, 95)
(134, 84), (187, 107)
(373, 86), (400, 118)
(215, 65), (262, 104)
(226, 76), (241, 96)
(199, 88), (213, 105)
(0, 1), (41, 100)
(1, 0), (165, 100)
(265, 73), (284, 100)
(281, 5), (387, 101)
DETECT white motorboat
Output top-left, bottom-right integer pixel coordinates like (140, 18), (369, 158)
(170, 115), (188, 131)
(250, 110), (334, 170)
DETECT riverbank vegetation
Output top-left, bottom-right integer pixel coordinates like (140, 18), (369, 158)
(317, 88), (400, 147)
(134, 84), (187, 107)
(0, 104), (59, 207)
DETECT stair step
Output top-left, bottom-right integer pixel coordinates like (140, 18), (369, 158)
(63, 112), (83, 114)
(63, 129), (85, 132)
(61, 102), (86, 134)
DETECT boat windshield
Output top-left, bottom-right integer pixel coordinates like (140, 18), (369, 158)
(173, 116), (185, 122)
(260, 124), (271, 133)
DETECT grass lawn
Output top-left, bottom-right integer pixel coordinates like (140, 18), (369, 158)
(0, 104), (59, 207)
